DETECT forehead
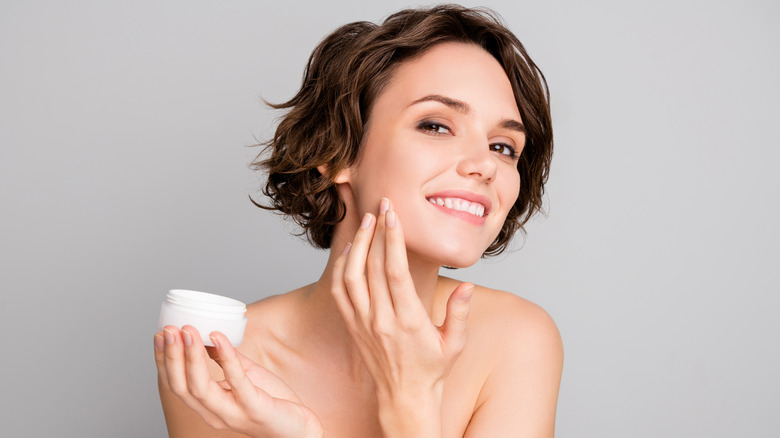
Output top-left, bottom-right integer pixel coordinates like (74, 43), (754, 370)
(375, 42), (521, 120)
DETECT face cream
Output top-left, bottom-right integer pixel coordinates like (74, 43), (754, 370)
(158, 289), (247, 346)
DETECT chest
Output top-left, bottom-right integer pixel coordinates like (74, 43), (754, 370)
(255, 350), (482, 438)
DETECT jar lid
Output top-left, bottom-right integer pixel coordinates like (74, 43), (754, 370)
(165, 289), (247, 316)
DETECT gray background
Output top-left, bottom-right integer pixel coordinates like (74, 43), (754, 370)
(1, 0), (778, 436)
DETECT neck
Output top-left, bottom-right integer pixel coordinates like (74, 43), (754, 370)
(299, 214), (444, 377)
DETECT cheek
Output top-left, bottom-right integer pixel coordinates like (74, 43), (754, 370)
(499, 168), (522, 206)
(351, 147), (424, 212)
(373, 140), (443, 187)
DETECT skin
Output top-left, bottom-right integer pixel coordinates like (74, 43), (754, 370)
(154, 42), (563, 437)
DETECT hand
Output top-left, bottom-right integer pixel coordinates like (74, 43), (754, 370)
(330, 198), (474, 432)
(154, 325), (323, 438)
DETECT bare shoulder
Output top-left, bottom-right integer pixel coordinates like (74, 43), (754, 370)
(465, 283), (563, 383)
(439, 276), (562, 352)
(472, 285), (561, 347)
(245, 289), (298, 326)
(440, 278), (563, 437)
(238, 287), (308, 361)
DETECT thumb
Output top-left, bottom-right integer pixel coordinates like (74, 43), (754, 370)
(441, 282), (474, 354)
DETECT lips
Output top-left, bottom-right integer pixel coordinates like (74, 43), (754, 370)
(425, 190), (492, 219)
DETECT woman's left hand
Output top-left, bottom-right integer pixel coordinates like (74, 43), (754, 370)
(330, 198), (474, 435)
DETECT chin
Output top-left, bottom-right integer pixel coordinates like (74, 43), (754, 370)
(440, 254), (483, 269)
(409, 239), (487, 269)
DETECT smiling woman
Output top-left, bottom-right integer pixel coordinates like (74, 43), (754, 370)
(154, 4), (561, 438)
(344, 42), (526, 268)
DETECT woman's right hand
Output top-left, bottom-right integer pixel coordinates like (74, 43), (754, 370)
(154, 325), (323, 438)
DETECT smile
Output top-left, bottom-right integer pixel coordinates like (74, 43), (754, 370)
(426, 197), (486, 217)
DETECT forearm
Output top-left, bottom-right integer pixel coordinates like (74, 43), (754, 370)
(376, 384), (444, 438)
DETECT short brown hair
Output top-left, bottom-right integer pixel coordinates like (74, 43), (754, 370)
(252, 4), (553, 256)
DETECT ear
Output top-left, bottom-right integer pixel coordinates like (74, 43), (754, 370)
(317, 164), (351, 184)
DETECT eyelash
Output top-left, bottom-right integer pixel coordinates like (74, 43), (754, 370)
(489, 143), (518, 159)
(417, 121), (451, 135)
(417, 121), (519, 160)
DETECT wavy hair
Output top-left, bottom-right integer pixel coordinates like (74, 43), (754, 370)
(252, 4), (553, 256)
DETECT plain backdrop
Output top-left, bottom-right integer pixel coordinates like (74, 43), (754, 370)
(1, 0), (778, 436)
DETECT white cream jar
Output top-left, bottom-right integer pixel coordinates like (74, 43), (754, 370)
(158, 289), (247, 346)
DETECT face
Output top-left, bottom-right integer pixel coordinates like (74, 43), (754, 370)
(340, 42), (524, 268)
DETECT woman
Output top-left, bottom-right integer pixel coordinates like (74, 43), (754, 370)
(154, 5), (562, 437)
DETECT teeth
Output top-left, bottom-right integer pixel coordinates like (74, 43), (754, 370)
(427, 197), (485, 217)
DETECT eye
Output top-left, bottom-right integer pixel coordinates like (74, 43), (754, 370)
(489, 143), (518, 159)
(417, 121), (451, 135)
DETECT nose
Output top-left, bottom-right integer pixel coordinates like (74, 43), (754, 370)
(456, 140), (498, 183)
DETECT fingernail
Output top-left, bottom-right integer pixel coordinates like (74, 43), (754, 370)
(386, 209), (396, 228)
(379, 198), (389, 215)
(360, 213), (372, 229)
(181, 330), (192, 346)
(154, 333), (164, 351)
(342, 242), (352, 254)
(210, 335), (221, 349)
(163, 328), (175, 345)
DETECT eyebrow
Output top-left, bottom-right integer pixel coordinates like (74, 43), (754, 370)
(409, 94), (525, 133)
(500, 118), (526, 134)
(409, 94), (470, 113)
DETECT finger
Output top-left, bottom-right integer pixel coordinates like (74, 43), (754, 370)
(163, 326), (190, 396)
(367, 198), (394, 318)
(180, 326), (234, 428)
(342, 212), (376, 317)
(153, 331), (169, 388)
(330, 242), (357, 328)
(440, 282), (474, 355)
(207, 344), (260, 372)
(209, 331), (270, 414)
(163, 326), (230, 425)
(182, 326), (219, 401)
(208, 345), (305, 403)
(383, 206), (426, 318)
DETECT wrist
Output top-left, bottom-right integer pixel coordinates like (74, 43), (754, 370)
(376, 385), (444, 438)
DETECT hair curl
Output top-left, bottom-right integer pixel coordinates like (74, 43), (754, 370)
(252, 4), (553, 256)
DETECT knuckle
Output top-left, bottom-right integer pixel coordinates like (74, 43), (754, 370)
(343, 273), (363, 289)
(398, 314), (424, 332)
(370, 316), (395, 338)
(330, 283), (345, 297)
(223, 366), (245, 385)
(188, 384), (207, 401)
(385, 266), (407, 284)
(448, 336), (467, 355)
(222, 413), (245, 431)
(169, 382), (189, 398)
(204, 417), (226, 430)
(164, 347), (181, 361)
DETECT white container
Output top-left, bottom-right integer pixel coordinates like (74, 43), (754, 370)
(158, 289), (247, 346)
